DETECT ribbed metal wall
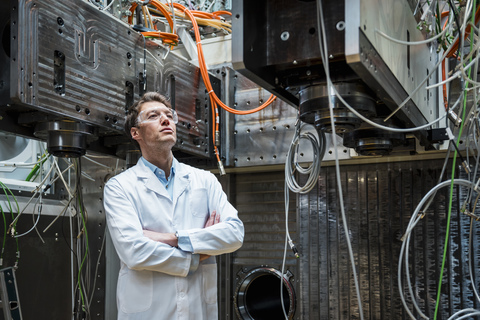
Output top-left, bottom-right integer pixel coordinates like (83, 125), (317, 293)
(226, 159), (480, 320)
(228, 170), (298, 319)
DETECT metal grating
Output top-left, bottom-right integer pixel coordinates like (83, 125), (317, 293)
(298, 159), (480, 319)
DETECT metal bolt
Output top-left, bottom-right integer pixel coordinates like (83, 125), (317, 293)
(336, 21), (345, 31)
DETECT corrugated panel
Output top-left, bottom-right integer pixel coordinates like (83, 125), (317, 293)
(222, 159), (480, 320)
(298, 159), (480, 319)
(233, 171), (297, 267)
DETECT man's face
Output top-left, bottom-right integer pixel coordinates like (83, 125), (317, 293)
(131, 101), (177, 151)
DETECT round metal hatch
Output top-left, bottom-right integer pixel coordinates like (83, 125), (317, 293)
(234, 267), (296, 320)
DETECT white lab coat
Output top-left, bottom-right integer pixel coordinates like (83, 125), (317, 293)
(103, 158), (244, 320)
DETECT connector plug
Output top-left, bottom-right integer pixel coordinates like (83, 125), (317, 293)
(288, 240), (300, 258)
(462, 161), (471, 174)
(448, 109), (462, 127)
(463, 209), (480, 221)
(217, 160), (226, 176)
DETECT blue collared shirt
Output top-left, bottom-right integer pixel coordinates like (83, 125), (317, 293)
(140, 157), (198, 272)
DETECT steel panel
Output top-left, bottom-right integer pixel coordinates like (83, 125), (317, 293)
(232, 0), (443, 150)
(10, 0), (138, 132)
(225, 70), (350, 168)
(345, 0), (442, 147)
(3, 0), (212, 159)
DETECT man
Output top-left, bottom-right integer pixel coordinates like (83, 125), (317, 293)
(103, 92), (244, 319)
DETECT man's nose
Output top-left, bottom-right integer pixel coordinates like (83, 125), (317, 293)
(159, 113), (170, 124)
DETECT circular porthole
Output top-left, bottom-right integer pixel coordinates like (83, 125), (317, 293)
(234, 267), (296, 320)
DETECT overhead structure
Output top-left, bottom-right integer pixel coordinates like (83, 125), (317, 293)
(0, 0), (214, 162)
(232, 0), (444, 155)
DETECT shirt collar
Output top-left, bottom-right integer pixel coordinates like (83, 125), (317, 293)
(140, 156), (176, 180)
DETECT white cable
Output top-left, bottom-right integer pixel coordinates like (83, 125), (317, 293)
(88, 226), (106, 308)
(83, 156), (111, 169)
(207, 0), (216, 12)
(102, 0), (115, 11)
(43, 198), (74, 233)
(398, 179), (475, 319)
(427, 56), (480, 90)
(166, 0), (177, 33)
(54, 158), (74, 199)
(281, 120), (324, 319)
(8, 160), (56, 231)
(81, 171), (96, 182)
(384, 36), (459, 121)
(285, 122), (323, 194)
(468, 217), (480, 304)
(334, 85), (452, 133)
(32, 157), (45, 242)
(14, 197), (42, 238)
(317, 1), (364, 319)
(448, 308), (480, 319)
(0, 154), (49, 167)
(69, 200), (75, 320)
(45, 163), (75, 190)
(281, 183), (291, 320)
(425, 70), (461, 90)
(375, 23), (450, 45)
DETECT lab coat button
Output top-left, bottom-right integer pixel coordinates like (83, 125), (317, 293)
(179, 292), (185, 298)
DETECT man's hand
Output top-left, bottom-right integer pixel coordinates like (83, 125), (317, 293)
(143, 211), (220, 258)
(199, 254), (210, 261)
(198, 211), (221, 261)
(204, 210), (221, 228)
(143, 230), (178, 248)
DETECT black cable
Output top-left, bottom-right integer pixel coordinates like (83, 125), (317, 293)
(448, 0), (462, 57)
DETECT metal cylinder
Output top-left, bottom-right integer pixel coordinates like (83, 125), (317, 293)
(34, 120), (96, 157)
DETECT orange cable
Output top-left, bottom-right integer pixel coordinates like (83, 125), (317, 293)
(442, 59), (449, 110)
(441, 12), (449, 110)
(128, 2), (178, 45)
(212, 10), (232, 18)
(446, 5), (480, 57)
(183, 8), (276, 115)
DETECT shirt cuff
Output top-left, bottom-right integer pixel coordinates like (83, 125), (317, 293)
(188, 254), (200, 275)
(177, 230), (194, 252)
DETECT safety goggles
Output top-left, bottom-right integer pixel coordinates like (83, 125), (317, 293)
(136, 106), (178, 125)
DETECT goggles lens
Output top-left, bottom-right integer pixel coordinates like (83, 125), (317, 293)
(136, 107), (178, 125)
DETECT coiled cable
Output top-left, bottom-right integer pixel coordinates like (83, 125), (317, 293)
(285, 120), (325, 194)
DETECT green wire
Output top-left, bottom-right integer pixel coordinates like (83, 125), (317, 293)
(73, 159), (89, 312)
(77, 198), (89, 310)
(0, 204), (6, 267)
(25, 151), (49, 182)
(0, 181), (21, 265)
(433, 2), (476, 317)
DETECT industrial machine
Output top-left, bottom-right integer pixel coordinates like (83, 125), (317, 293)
(0, 0), (479, 319)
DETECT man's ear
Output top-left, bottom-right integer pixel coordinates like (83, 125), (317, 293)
(131, 127), (140, 141)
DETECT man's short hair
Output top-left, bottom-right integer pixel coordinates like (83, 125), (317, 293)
(124, 92), (172, 149)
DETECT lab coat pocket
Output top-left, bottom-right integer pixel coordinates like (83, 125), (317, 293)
(190, 188), (209, 219)
(117, 269), (153, 313)
(202, 264), (217, 305)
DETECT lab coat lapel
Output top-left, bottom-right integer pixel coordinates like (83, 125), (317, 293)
(135, 160), (170, 199)
(172, 164), (190, 207)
